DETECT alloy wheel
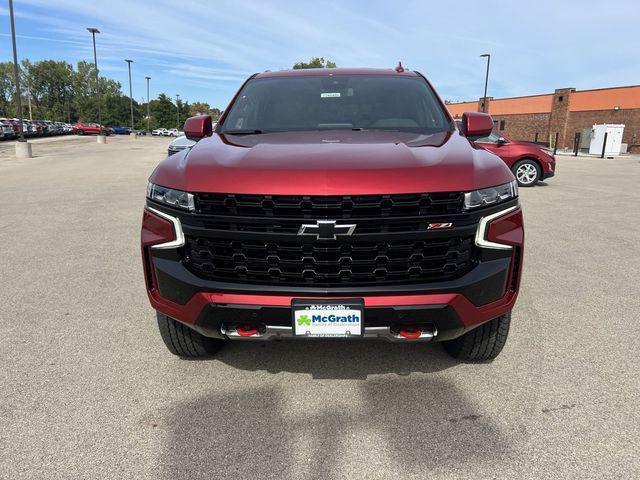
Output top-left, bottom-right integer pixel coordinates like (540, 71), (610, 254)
(516, 163), (538, 185)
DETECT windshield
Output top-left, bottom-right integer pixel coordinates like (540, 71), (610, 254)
(220, 75), (452, 134)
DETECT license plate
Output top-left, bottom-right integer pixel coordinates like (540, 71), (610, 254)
(292, 299), (363, 337)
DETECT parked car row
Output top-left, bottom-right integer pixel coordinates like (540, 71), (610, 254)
(0, 118), (74, 140)
(0, 119), (157, 139)
(152, 128), (183, 137)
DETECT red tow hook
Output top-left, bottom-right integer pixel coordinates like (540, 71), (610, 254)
(235, 325), (260, 337)
(398, 326), (422, 339)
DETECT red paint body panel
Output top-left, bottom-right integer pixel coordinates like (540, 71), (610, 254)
(254, 67), (419, 79)
(488, 209), (525, 246)
(461, 112), (494, 137)
(146, 286), (519, 331)
(149, 130), (514, 195)
(477, 133), (555, 176)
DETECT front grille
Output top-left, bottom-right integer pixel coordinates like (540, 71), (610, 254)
(195, 192), (464, 218)
(177, 192), (476, 288)
(183, 236), (474, 286)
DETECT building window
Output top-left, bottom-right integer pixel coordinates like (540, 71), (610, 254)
(558, 95), (564, 102)
(499, 120), (506, 130)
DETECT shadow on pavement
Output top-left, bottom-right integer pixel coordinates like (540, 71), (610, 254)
(212, 339), (458, 379)
(160, 377), (508, 479)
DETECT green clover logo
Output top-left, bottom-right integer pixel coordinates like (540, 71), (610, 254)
(297, 314), (311, 326)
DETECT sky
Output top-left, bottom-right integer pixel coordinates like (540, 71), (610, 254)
(0, 0), (638, 110)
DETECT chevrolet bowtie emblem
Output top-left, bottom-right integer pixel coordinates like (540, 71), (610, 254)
(298, 220), (357, 240)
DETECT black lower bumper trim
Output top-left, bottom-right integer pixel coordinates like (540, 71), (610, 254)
(153, 256), (511, 307)
(191, 303), (465, 341)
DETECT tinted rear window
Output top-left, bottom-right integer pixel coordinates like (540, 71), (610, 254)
(221, 75), (451, 133)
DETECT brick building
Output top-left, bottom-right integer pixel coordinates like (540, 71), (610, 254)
(447, 85), (640, 152)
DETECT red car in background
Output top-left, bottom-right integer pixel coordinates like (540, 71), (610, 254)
(475, 131), (555, 187)
(72, 122), (110, 136)
(456, 121), (555, 187)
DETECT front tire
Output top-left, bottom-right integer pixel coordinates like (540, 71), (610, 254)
(513, 159), (541, 187)
(443, 313), (511, 361)
(76, 129), (85, 135)
(156, 312), (225, 357)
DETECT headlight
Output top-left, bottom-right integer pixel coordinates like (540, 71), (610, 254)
(464, 180), (518, 210)
(147, 182), (195, 211)
(541, 147), (554, 156)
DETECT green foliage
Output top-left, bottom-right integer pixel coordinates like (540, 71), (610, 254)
(292, 57), (337, 69)
(149, 93), (176, 129)
(188, 102), (223, 121)
(0, 58), (222, 128)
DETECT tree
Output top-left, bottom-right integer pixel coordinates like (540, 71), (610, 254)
(0, 57), (223, 127)
(293, 57), (337, 69)
(188, 102), (223, 121)
(73, 60), (124, 124)
(0, 62), (15, 117)
(149, 93), (176, 129)
(21, 59), (74, 121)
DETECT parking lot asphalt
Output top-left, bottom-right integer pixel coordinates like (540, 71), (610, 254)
(1, 135), (639, 479)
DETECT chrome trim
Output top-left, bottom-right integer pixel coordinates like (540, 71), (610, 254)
(221, 324), (437, 342)
(475, 205), (518, 250)
(147, 207), (185, 249)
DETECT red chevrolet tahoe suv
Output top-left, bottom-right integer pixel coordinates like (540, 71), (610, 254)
(141, 68), (524, 361)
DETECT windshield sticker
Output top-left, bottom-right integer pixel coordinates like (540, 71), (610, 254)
(321, 92), (341, 98)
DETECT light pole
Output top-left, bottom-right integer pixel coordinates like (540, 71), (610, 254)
(125, 59), (135, 137)
(480, 53), (490, 113)
(8, 0), (31, 157)
(145, 76), (151, 134)
(27, 88), (33, 120)
(86, 27), (104, 142)
(176, 94), (180, 129)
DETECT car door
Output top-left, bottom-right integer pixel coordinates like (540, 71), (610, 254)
(475, 132), (516, 168)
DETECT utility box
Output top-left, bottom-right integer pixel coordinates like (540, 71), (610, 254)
(589, 124), (625, 155)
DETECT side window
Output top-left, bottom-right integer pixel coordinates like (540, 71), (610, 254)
(476, 132), (501, 143)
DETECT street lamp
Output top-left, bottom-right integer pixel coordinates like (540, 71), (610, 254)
(8, 0), (31, 157)
(145, 76), (151, 134)
(86, 27), (104, 143)
(480, 53), (491, 113)
(176, 94), (180, 129)
(125, 59), (135, 137)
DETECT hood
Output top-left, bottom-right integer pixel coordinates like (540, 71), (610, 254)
(518, 141), (549, 150)
(149, 129), (514, 195)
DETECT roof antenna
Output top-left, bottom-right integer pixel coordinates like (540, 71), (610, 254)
(395, 61), (405, 73)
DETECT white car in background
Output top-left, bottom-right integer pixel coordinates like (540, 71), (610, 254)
(167, 128), (183, 137)
(166, 123), (216, 156)
(152, 128), (169, 136)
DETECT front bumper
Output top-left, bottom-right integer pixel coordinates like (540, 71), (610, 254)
(142, 203), (523, 342)
(542, 155), (556, 180)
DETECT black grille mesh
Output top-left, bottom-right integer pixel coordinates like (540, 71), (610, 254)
(195, 192), (464, 218)
(181, 192), (474, 287)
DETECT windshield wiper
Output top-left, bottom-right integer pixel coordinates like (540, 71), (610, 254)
(221, 129), (264, 135)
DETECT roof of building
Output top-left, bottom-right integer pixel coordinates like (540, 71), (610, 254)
(446, 85), (640, 116)
(569, 85), (640, 111)
(446, 101), (478, 117)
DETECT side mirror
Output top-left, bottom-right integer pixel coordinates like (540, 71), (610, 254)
(460, 112), (494, 139)
(497, 137), (507, 144)
(183, 115), (213, 140)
